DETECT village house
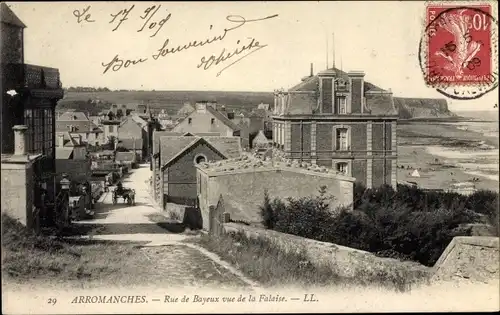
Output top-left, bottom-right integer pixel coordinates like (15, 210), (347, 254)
(116, 138), (143, 161)
(196, 153), (355, 229)
(172, 101), (241, 139)
(55, 132), (87, 160)
(1, 3), (65, 228)
(56, 111), (104, 146)
(101, 119), (121, 145)
(272, 64), (398, 189)
(156, 134), (242, 209)
(150, 130), (220, 201)
(117, 114), (150, 160)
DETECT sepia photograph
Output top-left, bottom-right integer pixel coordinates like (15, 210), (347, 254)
(1, 1), (499, 313)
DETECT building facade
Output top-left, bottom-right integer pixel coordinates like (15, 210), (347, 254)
(1, 3), (65, 227)
(272, 67), (398, 189)
(56, 111), (104, 146)
(172, 101), (241, 138)
(156, 135), (241, 208)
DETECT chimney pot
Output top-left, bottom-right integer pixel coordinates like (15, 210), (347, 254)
(310, 63), (313, 76)
(58, 134), (65, 147)
(13, 125), (29, 156)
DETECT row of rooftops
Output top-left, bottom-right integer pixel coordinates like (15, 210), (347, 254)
(196, 149), (356, 181)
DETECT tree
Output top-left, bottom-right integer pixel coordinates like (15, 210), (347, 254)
(116, 109), (124, 119)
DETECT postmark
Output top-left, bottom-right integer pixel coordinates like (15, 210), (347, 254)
(418, 2), (499, 100)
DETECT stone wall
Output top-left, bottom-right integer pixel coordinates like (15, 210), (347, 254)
(223, 222), (430, 279)
(433, 236), (499, 282)
(1, 161), (33, 228)
(197, 165), (354, 226)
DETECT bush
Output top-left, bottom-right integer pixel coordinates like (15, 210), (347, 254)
(261, 185), (499, 267)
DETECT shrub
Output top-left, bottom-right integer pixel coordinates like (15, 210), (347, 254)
(260, 185), (499, 266)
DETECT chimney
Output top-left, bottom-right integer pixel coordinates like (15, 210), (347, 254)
(195, 102), (207, 113)
(317, 69), (336, 114)
(58, 134), (65, 147)
(310, 63), (313, 76)
(13, 125), (28, 156)
(347, 71), (365, 114)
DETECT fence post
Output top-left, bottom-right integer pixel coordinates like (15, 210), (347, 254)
(209, 205), (215, 236)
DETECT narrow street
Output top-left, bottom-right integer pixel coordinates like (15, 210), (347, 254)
(76, 164), (188, 242)
(70, 164), (258, 289)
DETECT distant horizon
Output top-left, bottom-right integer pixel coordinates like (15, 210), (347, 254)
(10, 2), (498, 112)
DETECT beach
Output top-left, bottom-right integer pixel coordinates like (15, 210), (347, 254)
(397, 114), (499, 192)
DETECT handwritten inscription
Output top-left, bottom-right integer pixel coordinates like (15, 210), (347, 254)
(138, 5), (171, 37)
(72, 6), (278, 76)
(109, 4), (135, 32)
(73, 6), (95, 23)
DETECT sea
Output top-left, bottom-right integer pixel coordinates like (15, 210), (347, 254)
(426, 110), (499, 182)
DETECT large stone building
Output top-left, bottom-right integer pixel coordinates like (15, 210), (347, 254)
(272, 66), (398, 189)
(1, 3), (65, 227)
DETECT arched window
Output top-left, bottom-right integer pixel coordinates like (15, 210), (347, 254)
(194, 154), (207, 164)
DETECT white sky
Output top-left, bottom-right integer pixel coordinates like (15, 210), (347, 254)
(8, 1), (498, 111)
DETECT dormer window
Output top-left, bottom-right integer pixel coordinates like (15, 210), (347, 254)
(336, 96), (347, 114)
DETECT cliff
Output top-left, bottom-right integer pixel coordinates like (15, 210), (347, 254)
(394, 97), (456, 119)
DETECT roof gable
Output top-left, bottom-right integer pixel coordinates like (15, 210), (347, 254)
(205, 106), (240, 131)
(58, 111), (89, 121)
(0, 3), (26, 28)
(161, 137), (227, 170)
(199, 136), (242, 159)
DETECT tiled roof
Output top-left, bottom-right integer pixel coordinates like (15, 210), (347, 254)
(160, 136), (199, 168)
(203, 136), (242, 159)
(0, 3), (26, 28)
(115, 151), (136, 163)
(153, 131), (184, 155)
(284, 67), (397, 116)
(118, 138), (142, 150)
(177, 103), (196, 116)
(152, 131), (221, 156)
(119, 114), (148, 129)
(159, 136), (242, 169)
(205, 106), (240, 131)
(58, 111), (89, 121)
(56, 120), (103, 133)
(366, 93), (398, 116)
(55, 147), (74, 159)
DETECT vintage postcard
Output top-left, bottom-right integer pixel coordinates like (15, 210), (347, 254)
(1, 1), (499, 314)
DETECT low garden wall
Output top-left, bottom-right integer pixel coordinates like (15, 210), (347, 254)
(433, 236), (499, 282)
(223, 222), (431, 280)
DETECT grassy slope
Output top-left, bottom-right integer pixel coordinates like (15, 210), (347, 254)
(1, 215), (245, 289)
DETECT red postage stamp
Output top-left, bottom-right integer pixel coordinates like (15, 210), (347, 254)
(426, 4), (492, 84)
(419, 2), (498, 99)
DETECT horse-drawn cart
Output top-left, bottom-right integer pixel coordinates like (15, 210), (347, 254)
(112, 187), (136, 206)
